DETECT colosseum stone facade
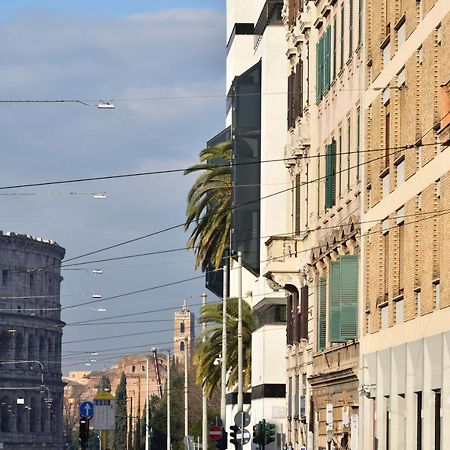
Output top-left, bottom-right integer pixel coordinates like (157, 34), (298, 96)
(0, 232), (65, 449)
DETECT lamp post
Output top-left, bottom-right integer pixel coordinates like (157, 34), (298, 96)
(201, 293), (207, 450)
(237, 252), (243, 413)
(221, 264), (228, 427)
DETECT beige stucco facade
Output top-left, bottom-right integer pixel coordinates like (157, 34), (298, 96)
(360, 0), (450, 449)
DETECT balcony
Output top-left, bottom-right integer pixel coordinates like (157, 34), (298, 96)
(310, 341), (359, 384)
(264, 236), (305, 287)
(254, 1), (283, 49)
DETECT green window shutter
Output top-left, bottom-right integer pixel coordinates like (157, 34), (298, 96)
(316, 42), (320, 102)
(325, 26), (331, 90)
(333, 15), (337, 79)
(340, 255), (358, 340)
(318, 277), (327, 350)
(318, 37), (324, 99)
(325, 141), (337, 209)
(329, 261), (342, 343)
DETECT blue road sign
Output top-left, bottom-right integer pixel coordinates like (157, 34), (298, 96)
(80, 401), (94, 418)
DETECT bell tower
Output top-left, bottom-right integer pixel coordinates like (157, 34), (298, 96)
(173, 300), (195, 364)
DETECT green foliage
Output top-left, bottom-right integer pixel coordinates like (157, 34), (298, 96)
(184, 141), (232, 271)
(194, 298), (256, 397)
(115, 372), (127, 450)
(97, 374), (111, 392)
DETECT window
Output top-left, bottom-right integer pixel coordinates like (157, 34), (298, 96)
(418, 46), (423, 64)
(180, 322), (185, 333)
(358, 0), (363, 46)
(288, 377), (292, 419)
(417, 193), (422, 210)
(295, 174), (301, 235)
(329, 255), (359, 343)
(142, 365), (145, 371)
(325, 140), (337, 209)
(397, 67), (406, 88)
(418, 0), (424, 21)
(333, 14), (337, 79)
(382, 220), (390, 297)
(2, 270), (8, 286)
(316, 26), (332, 101)
(385, 113), (391, 165)
(397, 208), (405, 290)
(415, 289), (422, 316)
(382, 172), (390, 198)
(435, 179), (441, 198)
(294, 375), (300, 418)
(434, 280), (441, 310)
(318, 277), (327, 350)
(395, 297), (404, 324)
(434, 390), (441, 450)
(132, 365), (136, 373)
(436, 24), (442, 45)
(416, 391), (423, 450)
(383, 42), (391, 67)
(397, 22), (406, 49)
(396, 160), (405, 186)
(180, 341), (185, 352)
(380, 304), (389, 329)
(29, 273), (34, 290)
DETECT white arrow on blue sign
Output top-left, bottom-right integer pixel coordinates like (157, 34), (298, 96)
(80, 401), (94, 418)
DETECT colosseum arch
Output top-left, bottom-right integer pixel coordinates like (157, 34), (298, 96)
(29, 397), (38, 433)
(40, 398), (48, 433)
(0, 396), (12, 432)
(0, 331), (12, 360)
(15, 332), (24, 361)
(27, 333), (36, 361)
(39, 335), (47, 364)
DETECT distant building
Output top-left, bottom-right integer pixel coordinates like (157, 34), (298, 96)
(0, 231), (66, 449)
(173, 301), (195, 364)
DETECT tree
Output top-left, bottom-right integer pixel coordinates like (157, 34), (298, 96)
(184, 141), (232, 271)
(97, 374), (111, 392)
(115, 372), (127, 450)
(194, 298), (257, 397)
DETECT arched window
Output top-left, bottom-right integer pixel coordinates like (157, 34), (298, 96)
(132, 365), (135, 373)
(180, 341), (185, 352)
(180, 322), (185, 334)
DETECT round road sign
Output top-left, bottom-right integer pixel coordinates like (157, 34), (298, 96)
(208, 426), (222, 441)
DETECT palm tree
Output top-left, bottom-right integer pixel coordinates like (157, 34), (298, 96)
(194, 297), (257, 398)
(184, 141), (232, 271)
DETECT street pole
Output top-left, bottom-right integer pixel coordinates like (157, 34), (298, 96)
(184, 336), (189, 438)
(146, 357), (149, 450)
(202, 292), (208, 450)
(221, 264), (228, 427)
(167, 349), (171, 450)
(237, 251), (243, 413)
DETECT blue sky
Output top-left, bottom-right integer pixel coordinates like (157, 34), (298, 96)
(0, 2), (226, 371)
(0, 0), (224, 21)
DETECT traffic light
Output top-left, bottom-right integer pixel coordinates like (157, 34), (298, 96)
(79, 417), (90, 448)
(253, 422), (263, 445)
(215, 428), (228, 450)
(264, 422), (275, 445)
(229, 425), (240, 447)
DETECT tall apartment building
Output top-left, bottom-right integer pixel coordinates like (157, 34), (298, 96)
(360, 1), (450, 449)
(216, 0), (290, 447)
(263, 0), (364, 448)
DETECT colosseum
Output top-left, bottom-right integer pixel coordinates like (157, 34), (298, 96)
(0, 231), (65, 449)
